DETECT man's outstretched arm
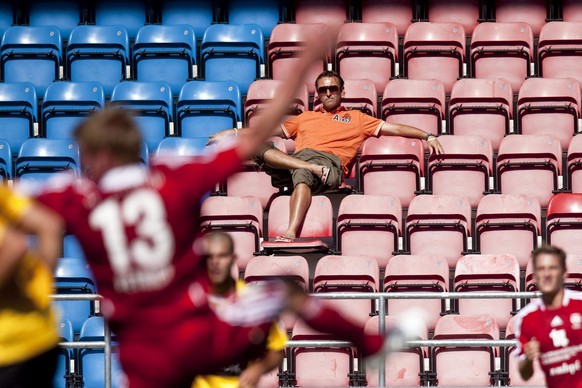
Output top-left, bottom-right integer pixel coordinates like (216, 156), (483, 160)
(379, 122), (444, 155)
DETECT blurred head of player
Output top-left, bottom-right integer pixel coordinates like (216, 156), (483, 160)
(532, 245), (567, 296)
(74, 108), (142, 182)
(204, 232), (237, 294)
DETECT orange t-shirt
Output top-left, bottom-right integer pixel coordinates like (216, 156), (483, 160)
(281, 106), (384, 174)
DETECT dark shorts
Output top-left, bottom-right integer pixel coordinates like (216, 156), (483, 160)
(0, 346), (58, 388)
(255, 144), (343, 194)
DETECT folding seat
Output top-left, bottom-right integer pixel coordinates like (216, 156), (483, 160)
(475, 195), (541, 268)
(381, 79), (446, 138)
(448, 78), (513, 151)
(200, 196), (263, 270)
(66, 25), (130, 97)
(261, 195), (333, 253)
(227, 0), (280, 39)
(432, 314), (500, 386)
(453, 254), (520, 328)
(111, 81), (173, 153)
(0, 82), (36, 155)
(0, 26), (62, 96)
(358, 136), (424, 207)
(567, 134), (582, 192)
(176, 80), (241, 141)
(428, 0), (480, 34)
(29, 1), (80, 38)
(0, 3), (12, 31)
(427, 135), (493, 208)
(337, 194), (401, 268)
(313, 79), (378, 117)
(94, 0), (146, 39)
(517, 77), (581, 150)
(0, 139), (12, 182)
(470, 22), (534, 91)
(200, 24), (264, 94)
(335, 22), (398, 93)
(15, 138), (80, 183)
(267, 23), (329, 94)
(161, 0), (213, 39)
(538, 22), (582, 87)
(504, 315), (547, 387)
(41, 81), (105, 140)
(54, 318), (74, 388)
(493, 0), (547, 36)
(294, 0), (347, 27)
(133, 25), (197, 96)
(496, 134), (562, 207)
(546, 193), (582, 255)
(361, 0), (413, 35)
(384, 254), (449, 330)
(405, 194), (472, 267)
(403, 22), (466, 93)
(155, 137), (207, 158)
(563, 0), (582, 22)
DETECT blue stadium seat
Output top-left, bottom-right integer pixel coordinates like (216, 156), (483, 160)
(133, 25), (197, 96)
(0, 3), (12, 31)
(42, 81), (105, 140)
(200, 24), (264, 94)
(67, 25), (130, 97)
(15, 138), (80, 183)
(110, 81), (173, 153)
(0, 26), (62, 96)
(0, 82), (36, 155)
(156, 137), (208, 157)
(177, 80), (241, 141)
(161, 0), (213, 40)
(227, 0), (280, 39)
(29, 1), (80, 38)
(95, 0), (146, 40)
(0, 139), (12, 181)
(63, 234), (85, 259)
(54, 318), (74, 388)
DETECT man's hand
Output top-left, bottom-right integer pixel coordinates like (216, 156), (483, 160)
(238, 363), (264, 388)
(524, 337), (541, 362)
(427, 136), (444, 155)
(207, 128), (237, 145)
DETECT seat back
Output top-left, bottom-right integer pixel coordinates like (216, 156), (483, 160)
(29, 1), (80, 38)
(361, 0), (413, 34)
(0, 139), (12, 181)
(15, 138), (80, 183)
(0, 82), (37, 154)
(538, 22), (582, 87)
(567, 134), (582, 192)
(155, 137), (207, 157)
(266, 195), (333, 240)
(547, 193), (582, 254)
(314, 254), (380, 292)
(244, 79), (308, 127)
(54, 317), (74, 388)
(295, 0), (347, 27)
(494, 0), (547, 35)
(161, 0), (213, 38)
(244, 255), (309, 290)
(428, 0), (480, 34)
(228, 0), (280, 38)
(94, 0), (146, 39)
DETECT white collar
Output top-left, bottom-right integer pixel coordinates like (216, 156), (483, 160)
(98, 164), (148, 192)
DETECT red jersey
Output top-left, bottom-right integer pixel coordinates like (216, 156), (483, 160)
(514, 289), (582, 388)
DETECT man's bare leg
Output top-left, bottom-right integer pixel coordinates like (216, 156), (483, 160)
(281, 183), (312, 241)
(262, 148), (327, 179)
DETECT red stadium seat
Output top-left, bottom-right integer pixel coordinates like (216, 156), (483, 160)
(361, 0), (413, 35)
(563, 0), (582, 22)
(505, 315), (548, 386)
(538, 22), (582, 87)
(493, 0), (547, 36)
(567, 134), (582, 193)
(546, 193), (582, 255)
(428, 0), (480, 34)
(314, 79), (378, 117)
(294, 0), (348, 27)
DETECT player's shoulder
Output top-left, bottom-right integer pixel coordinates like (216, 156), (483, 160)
(516, 298), (544, 321)
(565, 289), (582, 304)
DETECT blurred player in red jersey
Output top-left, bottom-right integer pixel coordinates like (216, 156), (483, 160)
(515, 245), (582, 388)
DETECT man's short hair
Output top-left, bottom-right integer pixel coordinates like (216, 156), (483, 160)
(315, 70), (345, 90)
(74, 108), (142, 164)
(204, 232), (235, 256)
(531, 245), (567, 270)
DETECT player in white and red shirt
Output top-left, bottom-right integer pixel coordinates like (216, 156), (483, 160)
(514, 245), (582, 388)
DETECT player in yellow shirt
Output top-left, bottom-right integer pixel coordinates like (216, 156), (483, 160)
(193, 232), (287, 388)
(0, 184), (64, 387)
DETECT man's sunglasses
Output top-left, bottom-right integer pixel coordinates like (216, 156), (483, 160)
(317, 85), (341, 94)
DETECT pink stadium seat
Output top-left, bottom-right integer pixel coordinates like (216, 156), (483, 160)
(405, 195), (472, 267)
(403, 22), (466, 93)
(384, 254), (449, 330)
(361, 0), (413, 35)
(294, 0), (348, 27)
(505, 315), (548, 386)
(245, 80), (309, 128)
(314, 79), (378, 117)
(475, 194), (541, 268)
(336, 22), (398, 93)
(546, 193), (582, 255)
(267, 23), (330, 94)
(453, 254), (520, 328)
(538, 22), (582, 87)
(449, 78), (513, 151)
(494, 0), (547, 36)
(337, 194), (401, 268)
(200, 196), (263, 269)
(563, 0), (582, 22)
(364, 315), (428, 386)
(496, 135), (562, 207)
(433, 314), (500, 386)
(428, 0), (480, 34)
(381, 79), (446, 138)
(567, 134), (582, 193)
(517, 77), (581, 150)
(358, 136), (424, 208)
(427, 135), (493, 208)
(470, 22), (534, 91)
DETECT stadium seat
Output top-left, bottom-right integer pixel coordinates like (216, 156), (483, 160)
(405, 194), (472, 267)
(0, 82), (37, 155)
(563, 0), (582, 22)
(94, 0), (146, 39)
(54, 318), (74, 388)
(0, 26), (62, 96)
(227, 0), (280, 39)
(427, 135), (493, 208)
(505, 315), (547, 386)
(453, 254), (520, 328)
(133, 25), (197, 96)
(314, 79), (378, 117)
(41, 81), (105, 140)
(0, 3), (12, 31)
(161, 0), (213, 39)
(475, 194), (541, 268)
(225, 167), (280, 210)
(470, 22), (534, 91)
(494, 0), (547, 36)
(496, 134), (562, 207)
(403, 22), (466, 93)
(29, 1), (80, 38)
(267, 23), (329, 94)
(361, 0), (413, 35)
(63, 234), (85, 259)
(567, 134), (582, 192)
(0, 139), (12, 181)
(538, 22), (582, 87)
(200, 196), (263, 270)
(432, 315), (499, 386)
(517, 77), (581, 149)
(15, 138), (80, 183)
(155, 137), (207, 158)
(358, 136), (424, 208)
(546, 193), (582, 255)
(381, 79), (446, 137)
(448, 78), (513, 151)
(428, 0), (480, 34)
(176, 80), (242, 142)
(295, 0), (347, 27)
(384, 254), (449, 330)
(111, 81), (173, 153)
(200, 24), (264, 94)
(67, 25), (130, 97)
(337, 194), (401, 268)
(335, 22), (398, 93)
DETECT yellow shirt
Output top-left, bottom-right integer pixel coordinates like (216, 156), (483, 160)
(0, 185), (58, 366)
